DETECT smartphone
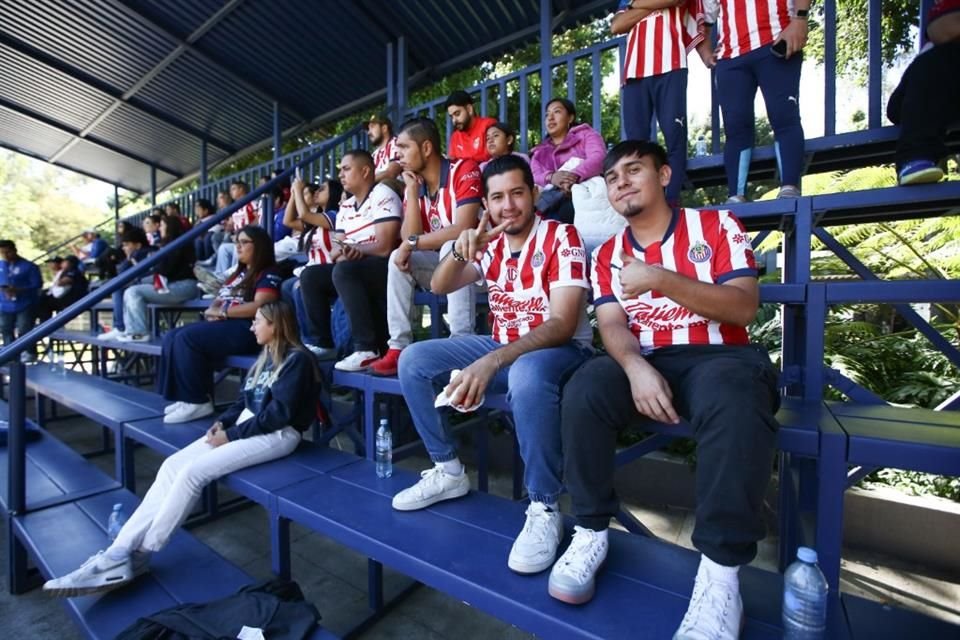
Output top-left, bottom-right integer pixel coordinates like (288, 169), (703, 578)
(294, 166), (303, 181)
(771, 39), (788, 58)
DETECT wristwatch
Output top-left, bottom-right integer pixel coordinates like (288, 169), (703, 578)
(795, 8), (809, 18)
(407, 234), (419, 250)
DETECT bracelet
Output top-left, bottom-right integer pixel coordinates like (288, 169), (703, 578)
(493, 350), (502, 370)
(451, 246), (467, 262)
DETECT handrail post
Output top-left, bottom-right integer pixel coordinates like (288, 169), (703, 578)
(397, 36), (408, 123)
(273, 101), (282, 163)
(150, 166), (157, 207)
(263, 192), (274, 240)
(7, 360), (26, 516)
(540, 0), (553, 110)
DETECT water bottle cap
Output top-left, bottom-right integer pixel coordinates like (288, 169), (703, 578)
(797, 547), (818, 563)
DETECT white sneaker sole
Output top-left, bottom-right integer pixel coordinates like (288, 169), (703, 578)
(391, 483), (469, 511)
(43, 574), (132, 597)
(163, 406), (214, 424)
(509, 552), (558, 575)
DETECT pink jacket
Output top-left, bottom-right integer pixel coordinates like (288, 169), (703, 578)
(530, 123), (606, 187)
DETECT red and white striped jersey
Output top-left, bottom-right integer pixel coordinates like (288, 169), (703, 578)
(305, 213), (337, 266)
(704, 0), (794, 59)
(230, 201), (258, 232)
(403, 158), (482, 233)
(619, 0), (705, 80)
(592, 208), (757, 353)
(335, 183), (402, 246)
(372, 137), (401, 174)
(473, 216), (592, 346)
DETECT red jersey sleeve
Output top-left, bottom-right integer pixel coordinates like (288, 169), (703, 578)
(712, 210), (758, 284)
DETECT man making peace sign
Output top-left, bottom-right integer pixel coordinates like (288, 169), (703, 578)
(392, 154), (594, 576)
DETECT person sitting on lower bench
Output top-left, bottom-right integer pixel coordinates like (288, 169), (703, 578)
(43, 301), (320, 597)
(392, 155), (593, 575)
(159, 225), (281, 424)
(550, 141), (779, 640)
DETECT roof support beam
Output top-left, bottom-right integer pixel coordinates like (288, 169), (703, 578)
(49, 0), (251, 163)
(109, 0), (307, 121)
(0, 32), (238, 154)
(0, 99), (181, 177)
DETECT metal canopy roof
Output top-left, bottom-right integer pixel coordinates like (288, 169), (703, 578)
(0, 0), (610, 194)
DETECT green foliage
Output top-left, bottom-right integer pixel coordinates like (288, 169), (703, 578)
(805, 0), (919, 83)
(861, 468), (960, 502)
(0, 150), (109, 259)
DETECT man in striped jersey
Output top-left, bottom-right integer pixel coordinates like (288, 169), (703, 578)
(614, 0), (704, 205)
(368, 118), (483, 376)
(392, 155), (594, 576)
(551, 142), (778, 639)
(698, 0), (810, 203)
(366, 113), (403, 184)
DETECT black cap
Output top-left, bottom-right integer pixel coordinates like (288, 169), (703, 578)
(366, 112), (393, 130)
(444, 90), (473, 109)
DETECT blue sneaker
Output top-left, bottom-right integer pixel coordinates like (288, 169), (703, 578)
(898, 160), (944, 186)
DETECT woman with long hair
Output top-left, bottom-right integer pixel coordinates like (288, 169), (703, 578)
(529, 98), (606, 223)
(43, 301), (320, 596)
(112, 216), (199, 343)
(160, 225), (282, 424)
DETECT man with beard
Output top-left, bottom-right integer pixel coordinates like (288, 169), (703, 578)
(550, 141), (778, 640)
(445, 90), (497, 164)
(366, 113), (403, 184)
(367, 117), (482, 376)
(391, 154), (593, 577)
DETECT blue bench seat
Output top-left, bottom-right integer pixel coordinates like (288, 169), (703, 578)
(273, 457), (955, 639)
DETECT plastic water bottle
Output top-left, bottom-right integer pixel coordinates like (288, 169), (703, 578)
(49, 353), (65, 376)
(375, 418), (393, 479)
(107, 503), (126, 542)
(782, 547), (829, 639)
(695, 135), (708, 157)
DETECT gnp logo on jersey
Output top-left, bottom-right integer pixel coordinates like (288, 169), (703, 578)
(687, 241), (712, 263)
(531, 250), (545, 268)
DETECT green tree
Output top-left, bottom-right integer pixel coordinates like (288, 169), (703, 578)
(805, 0), (919, 83)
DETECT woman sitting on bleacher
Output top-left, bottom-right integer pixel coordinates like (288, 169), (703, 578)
(111, 216), (199, 343)
(42, 301), (320, 597)
(159, 225), (282, 424)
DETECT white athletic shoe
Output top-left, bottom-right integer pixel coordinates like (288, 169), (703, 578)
(548, 526), (609, 604)
(392, 464), (470, 511)
(43, 551), (133, 597)
(673, 560), (743, 640)
(164, 401), (214, 424)
(508, 502), (564, 574)
(163, 401), (185, 415)
(98, 328), (125, 340)
(116, 333), (151, 343)
(334, 350), (379, 372)
(305, 344), (338, 360)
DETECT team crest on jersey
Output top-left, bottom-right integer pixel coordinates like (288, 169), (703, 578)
(531, 251), (545, 268)
(687, 241), (712, 263)
(429, 214), (442, 231)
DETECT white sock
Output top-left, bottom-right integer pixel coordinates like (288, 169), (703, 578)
(699, 554), (740, 584)
(437, 459), (463, 475)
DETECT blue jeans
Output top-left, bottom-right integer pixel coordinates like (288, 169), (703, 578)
(112, 274), (155, 332)
(122, 279), (199, 335)
(281, 276), (317, 345)
(0, 307), (36, 354)
(398, 335), (591, 505)
(158, 319), (258, 403)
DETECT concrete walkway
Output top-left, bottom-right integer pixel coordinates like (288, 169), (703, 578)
(3, 411), (958, 638)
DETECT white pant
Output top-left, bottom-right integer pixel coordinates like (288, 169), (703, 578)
(110, 426), (301, 554)
(386, 243), (477, 350)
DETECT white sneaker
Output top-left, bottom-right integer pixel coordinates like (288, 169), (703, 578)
(547, 526), (609, 604)
(508, 502), (564, 574)
(164, 401), (185, 415)
(116, 333), (151, 343)
(673, 560), (743, 640)
(42, 551), (133, 597)
(99, 328), (125, 340)
(392, 464), (470, 511)
(334, 350), (379, 372)
(164, 401), (214, 424)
